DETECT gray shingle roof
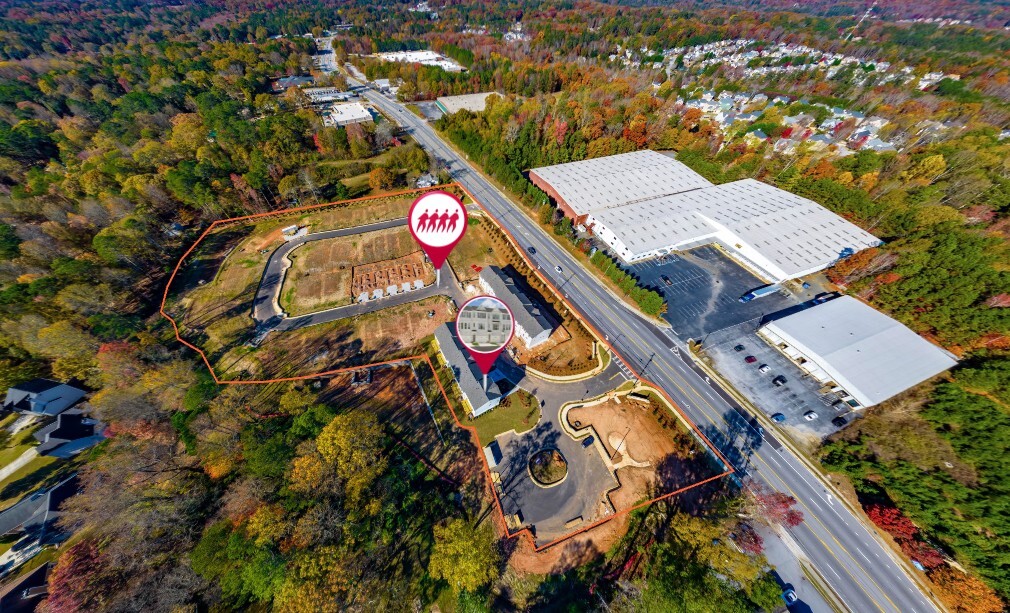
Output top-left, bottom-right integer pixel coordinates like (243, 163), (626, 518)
(434, 324), (501, 410)
(479, 266), (552, 339)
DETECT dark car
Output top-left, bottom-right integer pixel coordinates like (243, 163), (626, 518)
(832, 416), (848, 428)
(772, 375), (787, 386)
(771, 413), (786, 423)
(661, 275), (673, 286)
(745, 355), (757, 364)
(527, 246), (536, 255)
(734, 344), (746, 352)
(582, 435), (595, 448)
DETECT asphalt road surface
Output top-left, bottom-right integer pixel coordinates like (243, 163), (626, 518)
(354, 79), (937, 613)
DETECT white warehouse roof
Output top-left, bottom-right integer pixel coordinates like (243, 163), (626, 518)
(762, 296), (957, 407)
(436, 92), (498, 114)
(531, 151), (881, 280)
(591, 178), (881, 279)
(529, 150), (712, 216)
(329, 102), (373, 126)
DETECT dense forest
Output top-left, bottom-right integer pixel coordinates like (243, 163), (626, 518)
(0, 0), (1007, 610)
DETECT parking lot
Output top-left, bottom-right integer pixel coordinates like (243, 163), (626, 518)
(703, 323), (857, 438)
(412, 101), (444, 121)
(628, 245), (798, 341)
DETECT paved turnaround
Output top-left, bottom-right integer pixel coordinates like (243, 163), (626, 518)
(353, 80), (938, 613)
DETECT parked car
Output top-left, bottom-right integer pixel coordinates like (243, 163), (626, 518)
(555, 265), (563, 273)
(771, 413), (786, 423)
(661, 275), (673, 286)
(803, 411), (818, 421)
(582, 435), (595, 448)
(527, 246), (536, 255)
(745, 355), (757, 364)
(758, 364), (770, 373)
(772, 375), (787, 386)
(781, 589), (798, 604)
(832, 416), (848, 427)
(734, 344), (746, 352)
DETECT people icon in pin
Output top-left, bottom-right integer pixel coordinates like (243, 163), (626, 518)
(413, 208), (463, 234)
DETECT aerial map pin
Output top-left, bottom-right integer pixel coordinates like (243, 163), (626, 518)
(408, 190), (467, 285)
(456, 295), (515, 389)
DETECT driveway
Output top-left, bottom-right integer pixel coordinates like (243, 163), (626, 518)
(628, 246), (797, 341)
(490, 358), (629, 545)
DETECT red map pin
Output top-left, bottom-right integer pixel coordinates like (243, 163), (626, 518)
(408, 191), (467, 271)
(456, 295), (515, 375)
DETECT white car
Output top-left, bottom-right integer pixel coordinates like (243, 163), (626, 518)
(758, 364), (770, 373)
(555, 265), (563, 273)
(803, 411), (818, 421)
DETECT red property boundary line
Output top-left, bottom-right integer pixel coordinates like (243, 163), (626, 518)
(158, 184), (735, 553)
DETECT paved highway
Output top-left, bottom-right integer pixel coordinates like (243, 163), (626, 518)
(352, 81), (937, 613)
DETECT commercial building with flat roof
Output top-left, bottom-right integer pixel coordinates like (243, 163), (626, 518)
(328, 102), (373, 127)
(758, 296), (957, 409)
(433, 324), (504, 417)
(530, 150), (881, 281)
(478, 266), (554, 348)
(435, 92), (498, 115)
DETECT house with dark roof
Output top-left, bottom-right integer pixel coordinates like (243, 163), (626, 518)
(478, 266), (554, 349)
(0, 475), (78, 538)
(0, 562), (50, 613)
(433, 324), (505, 417)
(2, 380), (85, 418)
(32, 410), (103, 457)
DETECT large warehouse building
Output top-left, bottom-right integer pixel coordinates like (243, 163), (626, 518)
(529, 150), (881, 282)
(758, 296), (957, 409)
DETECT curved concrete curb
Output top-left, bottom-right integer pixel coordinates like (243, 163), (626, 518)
(525, 343), (607, 383)
(526, 449), (570, 489)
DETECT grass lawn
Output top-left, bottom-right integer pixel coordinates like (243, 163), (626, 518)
(472, 389), (541, 444)
(446, 216), (512, 286)
(0, 455), (63, 509)
(0, 443), (34, 468)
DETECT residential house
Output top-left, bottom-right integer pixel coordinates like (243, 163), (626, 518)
(2, 380), (86, 418)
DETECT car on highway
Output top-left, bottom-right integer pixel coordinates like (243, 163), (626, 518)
(758, 364), (770, 373)
(771, 413), (786, 423)
(832, 416), (848, 428)
(527, 246), (536, 255)
(772, 375), (787, 386)
(803, 411), (819, 421)
(744, 355), (757, 364)
(555, 265), (563, 273)
(734, 344), (745, 352)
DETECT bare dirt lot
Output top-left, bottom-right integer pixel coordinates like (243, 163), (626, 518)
(281, 226), (432, 316)
(352, 252), (430, 298)
(168, 192), (430, 354)
(216, 295), (454, 380)
(568, 394), (704, 511)
(512, 324), (599, 377)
